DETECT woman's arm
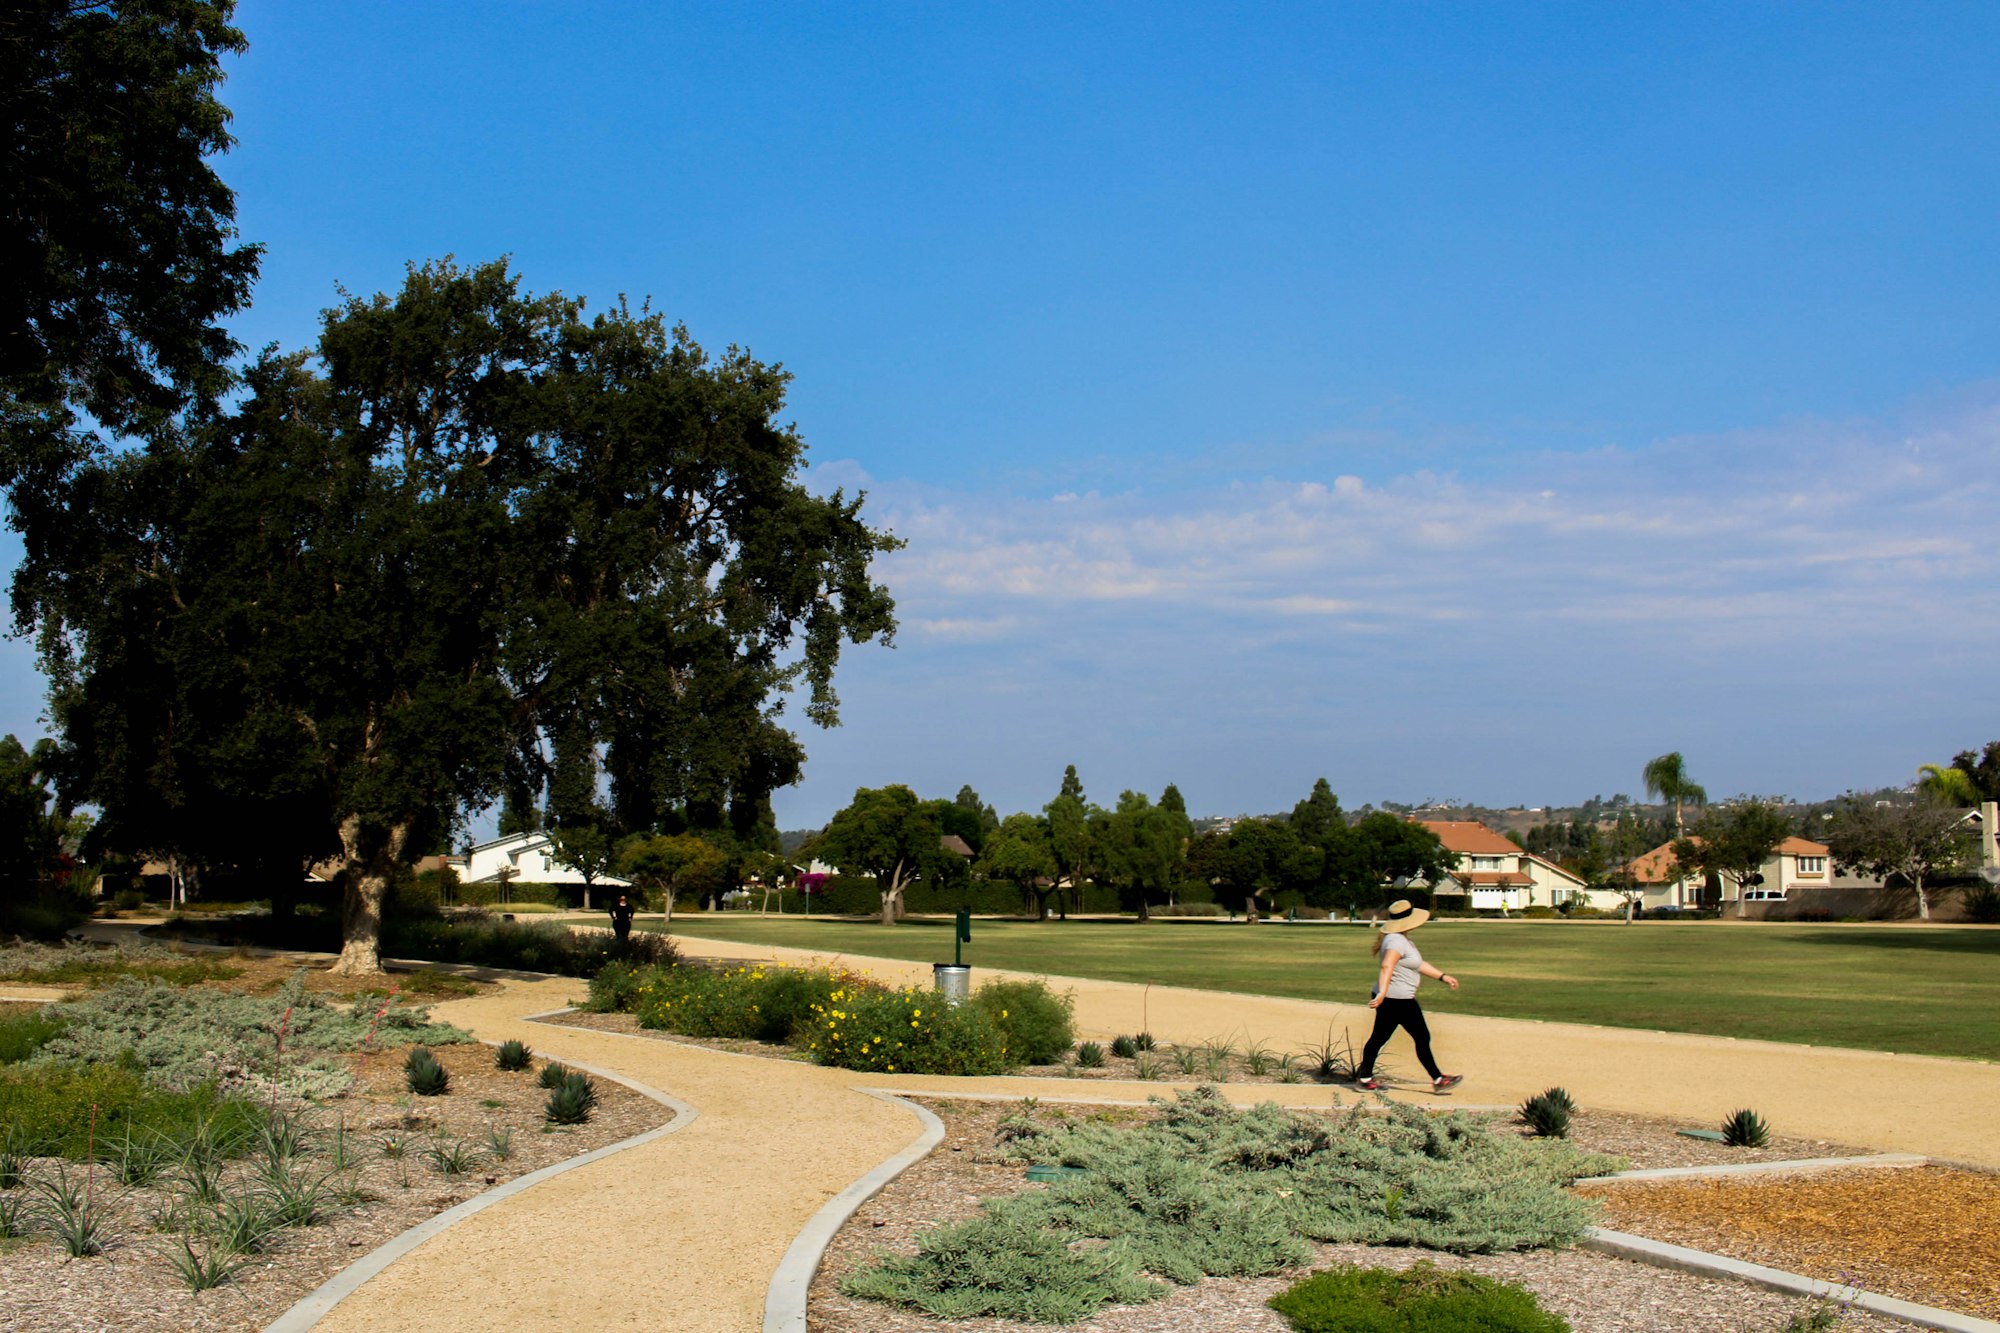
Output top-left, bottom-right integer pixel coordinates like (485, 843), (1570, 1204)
(1416, 961), (1459, 990)
(1369, 949), (1401, 1008)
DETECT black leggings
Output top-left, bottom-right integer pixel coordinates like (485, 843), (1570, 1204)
(1358, 997), (1442, 1081)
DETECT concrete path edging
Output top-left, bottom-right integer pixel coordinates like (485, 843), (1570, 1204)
(761, 1092), (945, 1333)
(1579, 1152), (1929, 1184)
(1581, 1229), (2000, 1333)
(265, 1033), (698, 1332)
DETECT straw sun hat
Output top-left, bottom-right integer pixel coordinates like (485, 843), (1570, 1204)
(1378, 899), (1431, 932)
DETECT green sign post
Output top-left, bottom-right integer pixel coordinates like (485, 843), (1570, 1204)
(954, 907), (972, 966)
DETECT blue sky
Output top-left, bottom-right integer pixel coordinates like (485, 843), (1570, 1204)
(7, 2), (1999, 827)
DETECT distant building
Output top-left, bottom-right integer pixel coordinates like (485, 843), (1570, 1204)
(444, 832), (631, 890)
(1413, 820), (1612, 911)
(1623, 835), (1852, 910)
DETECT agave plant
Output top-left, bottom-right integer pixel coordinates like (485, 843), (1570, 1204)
(536, 1061), (574, 1090)
(1073, 1042), (1105, 1069)
(1721, 1108), (1771, 1148)
(1518, 1093), (1571, 1139)
(1110, 1035), (1139, 1059)
(405, 1047), (450, 1097)
(495, 1039), (532, 1072)
(544, 1072), (599, 1126)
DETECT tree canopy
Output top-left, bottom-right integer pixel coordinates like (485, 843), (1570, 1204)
(1670, 798), (1790, 917)
(815, 784), (966, 925)
(1825, 799), (1970, 921)
(9, 258), (898, 970)
(2, 0), (260, 459)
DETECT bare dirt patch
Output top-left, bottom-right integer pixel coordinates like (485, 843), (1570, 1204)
(805, 1098), (1928, 1333)
(0, 1040), (666, 1333)
(1580, 1165), (2000, 1320)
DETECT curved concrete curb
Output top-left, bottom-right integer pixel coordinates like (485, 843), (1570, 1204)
(762, 1091), (946, 1333)
(1579, 1152), (1928, 1184)
(1581, 1229), (2000, 1333)
(264, 1032), (697, 1332)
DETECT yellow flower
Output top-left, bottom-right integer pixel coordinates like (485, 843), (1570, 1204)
(910, 1020), (919, 1028)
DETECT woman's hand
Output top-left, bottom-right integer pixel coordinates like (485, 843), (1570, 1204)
(1441, 973), (1459, 990)
(1368, 992), (1384, 1009)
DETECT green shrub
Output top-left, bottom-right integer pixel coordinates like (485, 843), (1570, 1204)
(843, 1087), (1624, 1322)
(381, 912), (679, 978)
(584, 960), (662, 1013)
(1962, 884), (2000, 924)
(495, 1039), (531, 1071)
(537, 1060), (574, 1089)
(1538, 1087), (1577, 1115)
(1722, 1108), (1770, 1148)
(404, 1048), (450, 1096)
(1521, 905), (1557, 919)
(1111, 1034), (1139, 1059)
(0, 1008), (64, 1064)
(1269, 1261), (1572, 1332)
(842, 1205), (1166, 1322)
(0, 1064), (261, 1159)
(803, 983), (1009, 1075)
(631, 963), (859, 1044)
(33, 975), (468, 1100)
(970, 979), (1074, 1064)
(1074, 1041), (1105, 1069)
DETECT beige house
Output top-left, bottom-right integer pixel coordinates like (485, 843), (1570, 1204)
(1623, 834), (1842, 910)
(1414, 820), (1609, 911)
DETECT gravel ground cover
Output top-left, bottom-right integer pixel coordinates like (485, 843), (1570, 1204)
(807, 1100), (1928, 1333)
(0, 1038), (663, 1332)
(1580, 1166), (2000, 1320)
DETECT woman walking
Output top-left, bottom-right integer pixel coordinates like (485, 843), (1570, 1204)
(1354, 899), (1463, 1093)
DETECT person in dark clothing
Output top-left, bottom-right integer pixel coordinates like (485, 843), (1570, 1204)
(1353, 898), (1463, 1093)
(609, 894), (635, 943)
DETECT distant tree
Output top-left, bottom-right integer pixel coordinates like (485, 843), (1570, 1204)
(1918, 762), (1983, 807)
(1188, 819), (1318, 923)
(953, 785), (1000, 841)
(815, 785), (956, 925)
(1949, 742), (2000, 803)
(1671, 798), (1790, 918)
(1642, 752), (1708, 837)
(615, 832), (728, 920)
(1288, 778), (1344, 848)
(1318, 813), (1454, 908)
(0, 735), (84, 936)
(1043, 766), (1096, 918)
(1825, 800), (1970, 922)
(1094, 790), (1190, 922)
(934, 795), (988, 855)
(1597, 812), (1658, 923)
(2, 0), (261, 464)
(545, 821), (615, 911)
(979, 813), (1058, 918)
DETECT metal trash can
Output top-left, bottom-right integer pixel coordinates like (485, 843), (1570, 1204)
(932, 963), (971, 1005)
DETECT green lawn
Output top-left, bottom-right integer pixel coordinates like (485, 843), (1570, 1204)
(639, 916), (2000, 1062)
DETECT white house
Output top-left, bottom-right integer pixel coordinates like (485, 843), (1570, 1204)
(1414, 820), (1612, 911)
(444, 832), (631, 893)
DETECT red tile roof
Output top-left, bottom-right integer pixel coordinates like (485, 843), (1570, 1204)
(1415, 820), (1521, 856)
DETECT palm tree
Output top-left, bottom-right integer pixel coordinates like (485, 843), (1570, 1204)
(1642, 752), (1708, 838)
(1916, 763), (1980, 807)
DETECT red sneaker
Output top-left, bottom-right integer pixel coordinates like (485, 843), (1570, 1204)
(1432, 1074), (1463, 1093)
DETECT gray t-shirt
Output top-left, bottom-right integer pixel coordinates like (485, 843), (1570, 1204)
(1379, 932), (1424, 1000)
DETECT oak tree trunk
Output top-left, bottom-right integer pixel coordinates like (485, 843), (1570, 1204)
(330, 814), (411, 975)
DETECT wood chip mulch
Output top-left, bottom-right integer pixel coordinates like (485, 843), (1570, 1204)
(0, 1039), (669, 1333)
(1579, 1165), (2000, 1320)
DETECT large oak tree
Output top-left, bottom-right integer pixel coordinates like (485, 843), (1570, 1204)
(10, 259), (898, 971)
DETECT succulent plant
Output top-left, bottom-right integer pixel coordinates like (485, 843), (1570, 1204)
(404, 1047), (450, 1097)
(1721, 1108), (1770, 1148)
(536, 1060), (573, 1089)
(1073, 1041), (1105, 1069)
(1110, 1035), (1139, 1059)
(495, 1039), (531, 1072)
(1518, 1093), (1571, 1139)
(544, 1072), (598, 1126)
(1133, 1032), (1156, 1051)
(1539, 1086), (1577, 1115)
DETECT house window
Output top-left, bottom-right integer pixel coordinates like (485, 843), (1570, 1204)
(1470, 856), (1502, 870)
(1796, 856), (1825, 875)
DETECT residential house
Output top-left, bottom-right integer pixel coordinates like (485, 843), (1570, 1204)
(444, 832), (631, 892)
(1622, 835), (1843, 910)
(1414, 820), (1611, 911)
